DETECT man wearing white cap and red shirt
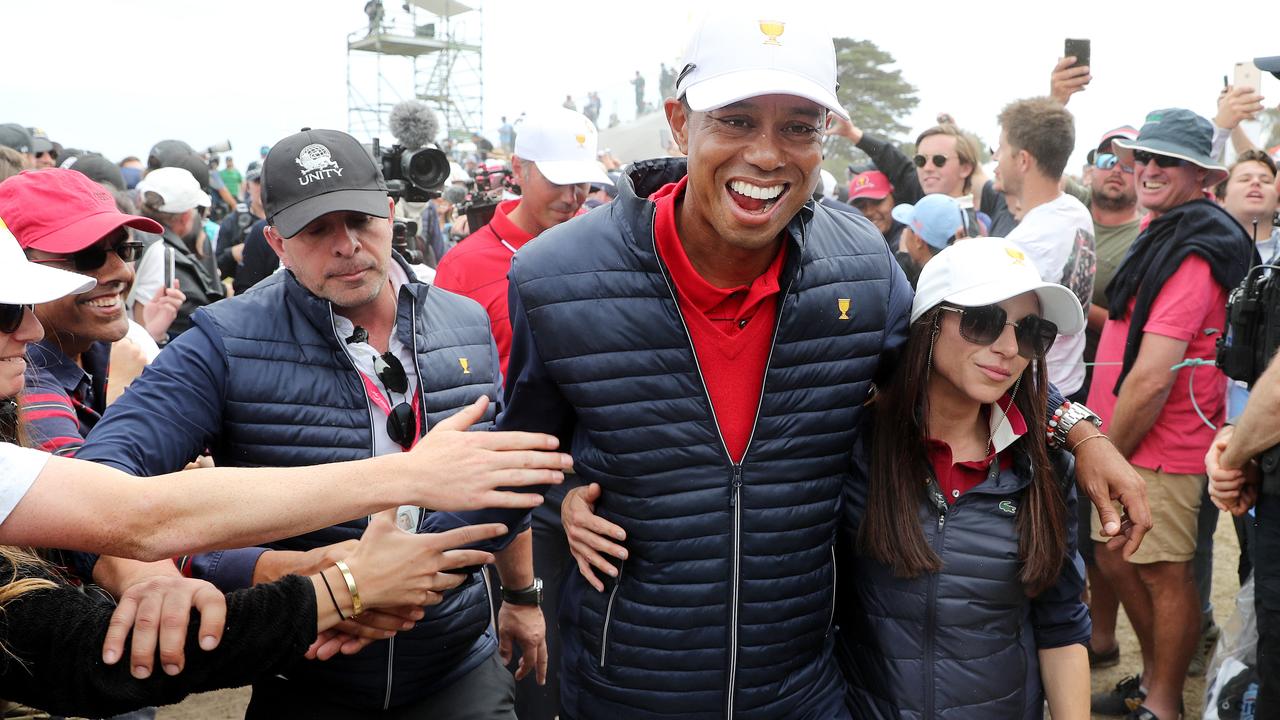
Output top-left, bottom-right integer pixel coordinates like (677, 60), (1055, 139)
(131, 166), (224, 341)
(434, 106), (609, 720)
(435, 107), (611, 375)
(480, 5), (1149, 718)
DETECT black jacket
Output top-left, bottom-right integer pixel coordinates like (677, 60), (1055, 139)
(0, 566), (314, 717)
(496, 157), (914, 719)
(1105, 199), (1256, 394)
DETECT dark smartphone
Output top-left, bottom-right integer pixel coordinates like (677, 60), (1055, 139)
(163, 246), (175, 290)
(1065, 38), (1091, 69)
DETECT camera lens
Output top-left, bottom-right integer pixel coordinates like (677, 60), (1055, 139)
(402, 148), (451, 191)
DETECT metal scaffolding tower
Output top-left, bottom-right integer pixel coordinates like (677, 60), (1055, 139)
(347, 0), (484, 144)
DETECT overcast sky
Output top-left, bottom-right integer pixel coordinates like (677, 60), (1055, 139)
(3, 0), (1276, 171)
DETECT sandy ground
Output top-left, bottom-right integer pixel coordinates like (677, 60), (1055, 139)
(158, 517), (1246, 720)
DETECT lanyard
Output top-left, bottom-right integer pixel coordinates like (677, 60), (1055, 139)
(357, 372), (423, 451)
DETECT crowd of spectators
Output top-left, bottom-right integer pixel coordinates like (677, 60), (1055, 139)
(0, 8), (1278, 720)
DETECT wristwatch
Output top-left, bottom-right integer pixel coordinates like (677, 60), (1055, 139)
(501, 578), (543, 606)
(1051, 402), (1103, 450)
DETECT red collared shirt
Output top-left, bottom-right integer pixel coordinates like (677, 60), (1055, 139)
(433, 199), (534, 376)
(926, 397), (1026, 505)
(650, 177), (788, 463)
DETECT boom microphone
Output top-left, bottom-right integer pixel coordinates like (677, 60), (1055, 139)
(389, 100), (439, 150)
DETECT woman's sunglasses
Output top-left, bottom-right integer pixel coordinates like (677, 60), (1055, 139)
(938, 304), (1058, 359)
(28, 240), (144, 273)
(913, 154), (951, 169)
(1131, 150), (1190, 169)
(0, 304), (33, 334)
(1093, 153), (1134, 174)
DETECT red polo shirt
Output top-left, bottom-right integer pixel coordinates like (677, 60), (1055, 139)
(650, 177), (787, 463)
(433, 199), (533, 376)
(925, 397), (1025, 505)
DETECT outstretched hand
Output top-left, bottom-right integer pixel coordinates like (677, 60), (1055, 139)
(405, 396), (572, 511)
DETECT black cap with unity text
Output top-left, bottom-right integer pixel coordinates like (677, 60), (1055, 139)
(261, 128), (389, 238)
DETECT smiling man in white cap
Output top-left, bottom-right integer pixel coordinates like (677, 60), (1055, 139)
(483, 5), (1153, 718)
(487, 6), (900, 718)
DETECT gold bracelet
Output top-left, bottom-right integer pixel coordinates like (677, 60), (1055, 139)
(334, 560), (362, 617)
(1070, 432), (1111, 453)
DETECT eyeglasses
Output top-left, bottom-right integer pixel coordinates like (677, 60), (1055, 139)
(35, 151), (58, 161)
(27, 240), (144, 272)
(373, 351), (415, 450)
(1094, 153), (1134, 174)
(1131, 150), (1190, 169)
(0, 304), (32, 334)
(913, 154), (951, 169)
(938, 304), (1058, 359)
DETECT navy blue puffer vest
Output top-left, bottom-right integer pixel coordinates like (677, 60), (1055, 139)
(196, 258), (503, 709)
(508, 159), (904, 719)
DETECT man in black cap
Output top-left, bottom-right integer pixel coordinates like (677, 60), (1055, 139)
(1087, 108), (1256, 720)
(0, 124), (34, 169)
(79, 128), (552, 718)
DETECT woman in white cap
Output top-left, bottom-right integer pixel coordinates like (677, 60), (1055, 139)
(0, 223), (573, 715)
(841, 237), (1090, 720)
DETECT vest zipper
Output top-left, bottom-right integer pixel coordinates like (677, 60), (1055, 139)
(652, 207), (797, 719)
(925, 501), (948, 720)
(329, 304), (396, 711)
(826, 545), (837, 636)
(599, 560), (624, 668)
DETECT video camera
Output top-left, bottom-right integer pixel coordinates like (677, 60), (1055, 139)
(1217, 264), (1280, 387)
(371, 138), (450, 264)
(456, 161), (519, 233)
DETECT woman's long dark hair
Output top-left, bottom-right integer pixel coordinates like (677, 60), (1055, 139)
(857, 307), (1068, 596)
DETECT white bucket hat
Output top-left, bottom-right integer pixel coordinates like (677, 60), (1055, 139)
(911, 237), (1085, 335)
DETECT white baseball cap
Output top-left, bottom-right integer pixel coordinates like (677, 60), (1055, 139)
(675, 5), (849, 120)
(911, 237), (1085, 335)
(0, 218), (96, 305)
(136, 166), (212, 213)
(514, 108), (612, 187)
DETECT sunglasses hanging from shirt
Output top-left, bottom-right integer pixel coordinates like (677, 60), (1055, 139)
(361, 351), (420, 451)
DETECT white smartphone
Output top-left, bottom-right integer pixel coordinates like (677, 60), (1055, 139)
(1235, 62), (1263, 92)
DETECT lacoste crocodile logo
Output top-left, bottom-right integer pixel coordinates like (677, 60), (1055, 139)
(998, 500), (1017, 515)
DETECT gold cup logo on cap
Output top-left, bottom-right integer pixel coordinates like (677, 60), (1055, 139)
(758, 20), (785, 45)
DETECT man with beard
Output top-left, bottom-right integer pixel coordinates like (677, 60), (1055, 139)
(130, 167), (226, 340)
(0, 169), (161, 456)
(1084, 127), (1142, 340)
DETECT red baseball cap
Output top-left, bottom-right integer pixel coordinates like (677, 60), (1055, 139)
(848, 171), (892, 201)
(0, 168), (161, 254)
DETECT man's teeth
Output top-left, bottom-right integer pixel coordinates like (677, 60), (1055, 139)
(729, 180), (784, 200)
(85, 295), (120, 308)
(1143, 181), (1166, 190)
